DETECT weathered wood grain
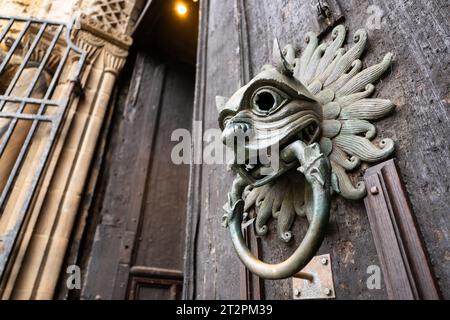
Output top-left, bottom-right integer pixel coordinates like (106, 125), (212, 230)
(79, 51), (194, 300)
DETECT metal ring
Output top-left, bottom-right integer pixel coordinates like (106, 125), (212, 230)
(227, 143), (331, 279)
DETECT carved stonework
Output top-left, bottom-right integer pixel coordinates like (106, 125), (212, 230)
(22, 25), (68, 72)
(103, 42), (128, 74)
(75, 12), (132, 49)
(71, 8), (132, 73)
(217, 25), (396, 279)
(88, 0), (132, 34)
(0, 1), (142, 299)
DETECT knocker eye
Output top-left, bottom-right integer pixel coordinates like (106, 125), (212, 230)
(251, 87), (288, 115)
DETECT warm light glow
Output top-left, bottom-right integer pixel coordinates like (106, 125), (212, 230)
(176, 3), (188, 16)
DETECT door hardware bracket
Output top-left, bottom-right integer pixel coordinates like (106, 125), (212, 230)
(292, 254), (335, 300)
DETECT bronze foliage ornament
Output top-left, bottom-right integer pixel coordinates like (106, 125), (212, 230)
(217, 25), (395, 279)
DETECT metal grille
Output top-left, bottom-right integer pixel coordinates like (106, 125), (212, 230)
(0, 15), (86, 281)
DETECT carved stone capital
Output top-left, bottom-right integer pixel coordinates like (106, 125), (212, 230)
(103, 42), (128, 75)
(76, 12), (132, 50)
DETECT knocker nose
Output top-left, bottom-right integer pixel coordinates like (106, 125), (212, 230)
(221, 115), (254, 145)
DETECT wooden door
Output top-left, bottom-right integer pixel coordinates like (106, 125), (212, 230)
(78, 51), (194, 300)
(184, 0), (449, 300)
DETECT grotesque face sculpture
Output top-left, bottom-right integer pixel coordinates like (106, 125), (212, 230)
(218, 61), (322, 187)
(217, 25), (395, 279)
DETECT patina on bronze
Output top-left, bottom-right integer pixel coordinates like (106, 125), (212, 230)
(217, 25), (396, 279)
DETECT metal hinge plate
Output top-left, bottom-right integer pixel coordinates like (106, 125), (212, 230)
(292, 254), (335, 300)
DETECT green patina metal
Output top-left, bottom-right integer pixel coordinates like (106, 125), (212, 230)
(217, 25), (395, 279)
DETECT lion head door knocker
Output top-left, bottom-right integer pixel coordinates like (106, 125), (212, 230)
(217, 25), (395, 279)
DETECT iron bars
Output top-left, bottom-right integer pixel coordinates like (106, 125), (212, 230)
(0, 15), (86, 283)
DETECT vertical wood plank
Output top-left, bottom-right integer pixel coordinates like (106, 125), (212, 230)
(182, 0), (210, 300)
